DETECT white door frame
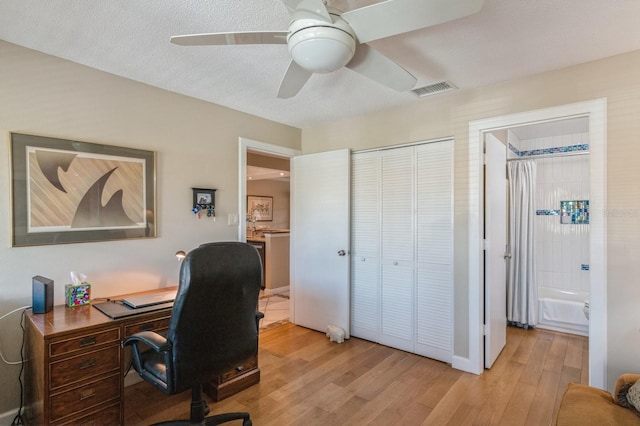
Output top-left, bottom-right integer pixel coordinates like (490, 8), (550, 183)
(465, 99), (607, 389)
(238, 137), (301, 242)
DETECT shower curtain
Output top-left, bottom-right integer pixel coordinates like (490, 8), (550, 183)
(507, 160), (538, 328)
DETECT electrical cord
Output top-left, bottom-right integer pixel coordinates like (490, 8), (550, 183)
(92, 297), (124, 305)
(0, 306), (30, 364)
(0, 306), (30, 425)
(10, 310), (26, 426)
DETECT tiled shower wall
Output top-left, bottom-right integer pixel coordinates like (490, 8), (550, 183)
(509, 131), (590, 294)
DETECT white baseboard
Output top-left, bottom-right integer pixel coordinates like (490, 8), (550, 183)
(263, 286), (290, 296)
(0, 408), (20, 425)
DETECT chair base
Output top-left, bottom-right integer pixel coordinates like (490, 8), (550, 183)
(151, 386), (251, 425)
(152, 412), (251, 426)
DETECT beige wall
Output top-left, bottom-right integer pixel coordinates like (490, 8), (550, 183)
(0, 41), (301, 416)
(303, 49), (640, 391)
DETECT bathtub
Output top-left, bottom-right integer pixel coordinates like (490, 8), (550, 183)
(537, 287), (589, 336)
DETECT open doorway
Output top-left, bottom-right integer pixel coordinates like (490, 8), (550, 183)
(238, 137), (301, 329)
(485, 117), (591, 370)
(467, 99), (606, 389)
(247, 150), (291, 329)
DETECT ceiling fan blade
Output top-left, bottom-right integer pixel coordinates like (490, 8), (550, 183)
(277, 60), (313, 99)
(346, 44), (416, 92)
(170, 31), (288, 46)
(281, 0), (332, 22)
(342, 0), (484, 44)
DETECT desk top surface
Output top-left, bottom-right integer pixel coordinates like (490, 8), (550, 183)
(26, 286), (177, 338)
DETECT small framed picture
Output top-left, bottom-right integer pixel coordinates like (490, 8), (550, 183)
(192, 188), (216, 207)
(247, 195), (273, 221)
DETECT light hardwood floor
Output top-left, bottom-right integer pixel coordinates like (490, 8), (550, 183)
(124, 323), (588, 425)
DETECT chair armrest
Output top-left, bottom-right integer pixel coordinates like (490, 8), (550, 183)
(123, 331), (172, 385)
(255, 310), (264, 329)
(123, 331), (170, 352)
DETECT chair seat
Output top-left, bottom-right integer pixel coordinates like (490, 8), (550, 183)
(141, 350), (168, 387)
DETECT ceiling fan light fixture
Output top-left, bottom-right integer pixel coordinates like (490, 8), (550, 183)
(169, 0), (485, 98)
(288, 19), (356, 74)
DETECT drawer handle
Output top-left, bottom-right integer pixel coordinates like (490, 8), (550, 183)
(79, 336), (97, 347)
(79, 358), (96, 370)
(79, 388), (96, 401)
(235, 365), (244, 372)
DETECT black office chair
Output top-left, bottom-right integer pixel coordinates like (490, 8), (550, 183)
(123, 242), (263, 425)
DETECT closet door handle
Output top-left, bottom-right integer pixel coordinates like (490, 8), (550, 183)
(504, 252), (512, 259)
(338, 250), (346, 256)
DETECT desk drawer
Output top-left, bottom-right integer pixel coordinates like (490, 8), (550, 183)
(50, 327), (121, 358)
(217, 357), (258, 383)
(50, 345), (120, 390)
(125, 316), (171, 336)
(55, 401), (121, 426)
(50, 373), (120, 421)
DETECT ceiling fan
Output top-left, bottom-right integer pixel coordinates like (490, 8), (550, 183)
(170, 0), (484, 98)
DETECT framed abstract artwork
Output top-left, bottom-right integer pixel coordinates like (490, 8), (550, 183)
(10, 133), (156, 246)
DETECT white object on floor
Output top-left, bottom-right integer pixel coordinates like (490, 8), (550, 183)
(326, 324), (345, 343)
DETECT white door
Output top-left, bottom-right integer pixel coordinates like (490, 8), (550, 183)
(290, 149), (351, 336)
(484, 133), (508, 369)
(415, 140), (453, 363)
(379, 147), (415, 352)
(350, 151), (381, 342)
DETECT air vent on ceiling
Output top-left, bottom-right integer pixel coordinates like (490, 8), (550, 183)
(411, 81), (457, 97)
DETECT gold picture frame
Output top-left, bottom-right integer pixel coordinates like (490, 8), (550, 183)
(247, 195), (273, 222)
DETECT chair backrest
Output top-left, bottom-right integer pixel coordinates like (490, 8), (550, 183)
(166, 241), (262, 393)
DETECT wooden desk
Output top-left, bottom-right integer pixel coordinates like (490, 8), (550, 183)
(23, 288), (260, 425)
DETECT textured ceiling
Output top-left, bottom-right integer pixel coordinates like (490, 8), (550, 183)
(1, 0), (640, 128)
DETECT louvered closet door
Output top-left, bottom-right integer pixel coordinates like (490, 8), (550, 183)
(350, 151), (380, 342)
(380, 147), (415, 352)
(415, 141), (453, 363)
(350, 140), (453, 361)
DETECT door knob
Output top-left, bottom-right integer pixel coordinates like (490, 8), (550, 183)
(338, 250), (346, 256)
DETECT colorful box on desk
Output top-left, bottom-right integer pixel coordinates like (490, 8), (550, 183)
(65, 283), (91, 307)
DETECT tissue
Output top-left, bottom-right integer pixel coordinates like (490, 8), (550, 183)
(65, 271), (91, 307)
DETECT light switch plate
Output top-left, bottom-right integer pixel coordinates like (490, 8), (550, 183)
(228, 213), (239, 226)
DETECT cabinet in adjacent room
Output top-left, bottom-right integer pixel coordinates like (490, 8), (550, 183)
(350, 139), (453, 363)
